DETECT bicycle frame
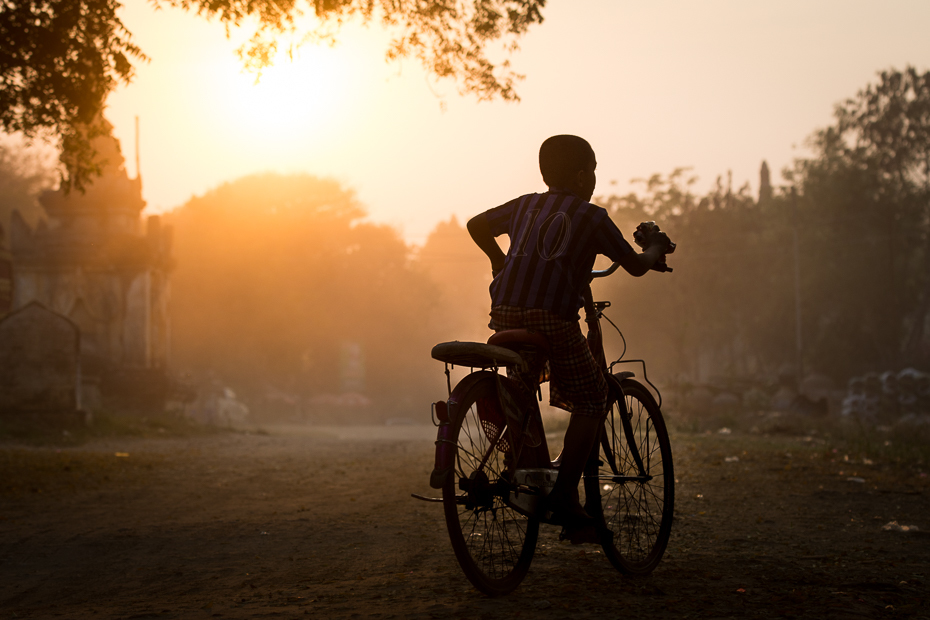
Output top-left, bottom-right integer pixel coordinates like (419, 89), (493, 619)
(429, 276), (653, 498)
(430, 368), (550, 489)
(581, 283), (653, 484)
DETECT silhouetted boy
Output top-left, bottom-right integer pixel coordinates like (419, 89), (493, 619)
(467, 134), (671, 531)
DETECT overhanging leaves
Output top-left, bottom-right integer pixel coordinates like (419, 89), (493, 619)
(0, 0), (146, 191)
(1, 0), (545, 191)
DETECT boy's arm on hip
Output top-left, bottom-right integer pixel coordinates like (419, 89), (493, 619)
(467, 213), (506, 273)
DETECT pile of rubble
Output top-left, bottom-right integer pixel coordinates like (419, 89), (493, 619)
(841, 368), (930, 424)
(183, 384), (249, 427)
(672, 372), (838, 416)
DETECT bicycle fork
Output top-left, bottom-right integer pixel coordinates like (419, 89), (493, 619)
(596, 389), (653, 484)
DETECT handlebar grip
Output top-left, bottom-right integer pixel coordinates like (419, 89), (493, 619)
(590, 261), (621, 279)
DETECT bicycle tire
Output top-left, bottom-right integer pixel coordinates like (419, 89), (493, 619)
(442, 374), (539, 596)
(584, 376), (674, 575)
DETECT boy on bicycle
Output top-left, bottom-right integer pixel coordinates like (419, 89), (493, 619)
(467, 134), (671, 532)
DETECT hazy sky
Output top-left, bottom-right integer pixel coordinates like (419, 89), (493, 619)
(106, 0), (930, 243)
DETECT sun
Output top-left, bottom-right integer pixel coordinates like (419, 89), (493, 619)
(206, 44), (353, 144)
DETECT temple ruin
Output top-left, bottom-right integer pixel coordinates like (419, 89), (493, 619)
(4, 121), (172, 413)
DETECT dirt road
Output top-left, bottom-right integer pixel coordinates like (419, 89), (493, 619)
(2, 424), (928, 619)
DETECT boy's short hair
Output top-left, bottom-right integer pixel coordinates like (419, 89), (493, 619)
(539, 135), (595, 188)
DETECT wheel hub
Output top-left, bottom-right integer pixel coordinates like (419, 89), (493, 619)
(459, 470), (494, 510)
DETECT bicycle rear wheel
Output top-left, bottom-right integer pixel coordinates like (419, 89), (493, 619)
(585, 377), (674, 575)
(442, 375), (539, 596)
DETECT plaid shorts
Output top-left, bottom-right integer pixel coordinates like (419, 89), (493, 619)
(489, 306), (609, 418)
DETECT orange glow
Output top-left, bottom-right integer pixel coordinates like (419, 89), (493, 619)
(204, 50), (352, 145)
(106, 0), (930, 242)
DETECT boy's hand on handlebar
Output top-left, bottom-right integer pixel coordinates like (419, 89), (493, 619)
(633, 221), (675, 252)
(633, 221), (676, 273)
(647, 231), (673, 253)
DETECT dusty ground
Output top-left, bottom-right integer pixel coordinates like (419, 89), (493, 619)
(2, 421), (929, 619)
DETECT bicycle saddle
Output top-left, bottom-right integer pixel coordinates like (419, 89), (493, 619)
(431, 341), (522, 368)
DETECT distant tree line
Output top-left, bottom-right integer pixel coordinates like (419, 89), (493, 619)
(125, 66), (930, 406)
(597, 67), (930, 386)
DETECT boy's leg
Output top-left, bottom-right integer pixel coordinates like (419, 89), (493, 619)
(518, 311), (608, 526)
(490, 306), (608, 524)
(545, 412), (602, 524)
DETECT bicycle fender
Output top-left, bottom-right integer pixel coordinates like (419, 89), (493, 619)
(605, 372), (624, 399)
(610, 374), (660, 409)
(430, 409), (456, 489)
(429, 371), (498, 489)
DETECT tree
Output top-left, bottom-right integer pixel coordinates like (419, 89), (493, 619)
(417, 215), (492, 342)
(834, 67), (930, 191)
(597, 169), (796, 385)
(0, 1), (145, 191)
(584, 68), (930, 387)
(788, 66), (930, 373)
(1, 0), (546, 190)
(165, 172), (443, 417)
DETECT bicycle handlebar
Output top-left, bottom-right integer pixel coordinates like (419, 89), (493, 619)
(591, 222), (677, 279)
(591, 262), (622, 279)
(591, 261), (620, 280)
(591, 255), (674, 279)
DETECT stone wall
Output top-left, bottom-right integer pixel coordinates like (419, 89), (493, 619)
(10, 210), (171, 372)
(0, 302), (80, 413)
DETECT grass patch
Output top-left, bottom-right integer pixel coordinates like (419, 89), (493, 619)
(0, 447), (169, 496)
(666, 407), (930, 469)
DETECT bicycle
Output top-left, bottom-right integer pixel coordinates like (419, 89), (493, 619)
(413, 261), (675, 596)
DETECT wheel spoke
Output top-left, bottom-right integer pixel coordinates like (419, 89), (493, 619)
(587, 379), (674, 576)
(441, 374), (538, 595)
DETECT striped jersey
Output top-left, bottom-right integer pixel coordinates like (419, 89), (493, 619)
(485, 190), (634, 320)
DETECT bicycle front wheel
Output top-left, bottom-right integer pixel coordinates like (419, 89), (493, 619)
(442, 375), (539, 596)
(585, 377), (674, 575)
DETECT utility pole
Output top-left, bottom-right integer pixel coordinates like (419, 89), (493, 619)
(134, 116), (141, 180)
(791, 188), (803, 382)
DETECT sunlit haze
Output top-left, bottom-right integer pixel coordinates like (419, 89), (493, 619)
(106, 0), (930, 243)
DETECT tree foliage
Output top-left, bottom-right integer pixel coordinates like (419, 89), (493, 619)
(0, 1), (146, 191)
(165, 172), (442, 416)
(834, 66), (930, 190)
(597, 169), (796, 384)
(417, 215), (491, 342)
(788, 66), (930, 374)
(594, 67), (930, 386)
(165, 0), (545, 100)
(1, 0), (545, 190)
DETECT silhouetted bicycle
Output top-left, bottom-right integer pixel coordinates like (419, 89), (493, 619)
(414, 262), (675, 595)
